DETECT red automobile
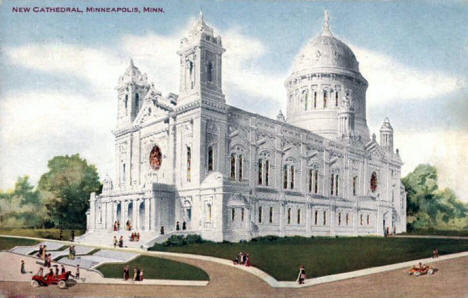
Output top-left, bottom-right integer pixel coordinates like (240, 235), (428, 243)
(31, 271), (72, 289)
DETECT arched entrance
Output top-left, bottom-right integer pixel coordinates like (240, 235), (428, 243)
(139, 201), (145, 230)
(127, 201), (133, 230)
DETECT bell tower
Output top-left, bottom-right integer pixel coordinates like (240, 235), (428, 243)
(177, 11), (225, 106)
(380, 118), (394, 152)
(116, 59), (150, 128)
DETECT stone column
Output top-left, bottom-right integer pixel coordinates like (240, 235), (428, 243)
(133, 199), (138, 230)
(151, 198), (157, 230)
(306, 203), (312, 236)
(145, 199), (150, 231)
(90, 193), (96, 231)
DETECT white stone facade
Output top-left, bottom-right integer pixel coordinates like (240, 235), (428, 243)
(86, 11), (407, 243)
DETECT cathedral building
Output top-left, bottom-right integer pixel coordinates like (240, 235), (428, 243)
(83, 11), (407, 244)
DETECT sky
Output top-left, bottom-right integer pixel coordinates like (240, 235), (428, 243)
(0, 0), (467, 201)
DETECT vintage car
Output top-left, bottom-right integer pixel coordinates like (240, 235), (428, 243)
(408, 265), (435, 276)
(31, 271), (72, 289)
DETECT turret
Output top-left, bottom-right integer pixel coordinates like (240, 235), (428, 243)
(338, 93), (355, 138)
(380, 117), (394, 152)
(177, 11), (225, 106)
(116, 59), (150, 128)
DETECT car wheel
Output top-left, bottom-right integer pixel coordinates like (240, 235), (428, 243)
(58, 280), (67, 289)
(31, 280), (39, 288)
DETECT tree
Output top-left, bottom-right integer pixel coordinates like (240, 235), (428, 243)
(402, 164), (468, 230)
(38, 154), (102, 229)
(0, 176), (45, 227)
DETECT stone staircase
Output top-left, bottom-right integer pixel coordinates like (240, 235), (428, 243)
(76, 230), (159, 249)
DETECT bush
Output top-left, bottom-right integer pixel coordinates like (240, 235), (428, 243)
(162, 234), (207, 247)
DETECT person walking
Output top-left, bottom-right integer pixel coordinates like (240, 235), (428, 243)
(139, 269), (144, 281)
(20, 260), (32, 274)
(297, 265), (306, 284)
(113, 236), (118, 247)
(75, 265), (80, 280)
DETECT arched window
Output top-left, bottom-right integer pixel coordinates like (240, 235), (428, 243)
(335, 91), (339, 107)
(189, 61), (194, 89)
(135, 93), (140, 111)
(367, 214), (370, 225)
(290, 166), (295, 189)
(238, 155), (243, 181)
(186, 146), (192, 182)
(265, 160), (270, 186)
(207, 62), (213, 82)
(122, 163), (126, 184)
(231, 208), (235, 221)
(287, 208), (291, 224)
(314, 210), (318, 225)
(308, 169), (313, 192)
(269, 207), (273, 223)
(258, 159), (263, 185)
(314, 91), (317, 108)
(370, 172), (378, 193)
(338, 212), (342, 225)
(353, 176), (358, 196)
(208, 204), (212, 221)
(335, 174), (339, 196)
(124, 94), (128, 110)
(323, 90), (327, 108)
(330, 174), (334, 195)
(323, 211), (327, 225)
(207, 146), (214, 171)
(346, 213), (349, 225)
(297, 209), (301, 224)
(258, 206), (262, 223)
(314, 170), (319, 194)
(230, 154), (236, 180)
(283, 165), (288, 189)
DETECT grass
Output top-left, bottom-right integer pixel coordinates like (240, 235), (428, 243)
(96, 255), (209, 281)
(0, 228), (85, 240)
(0, 236), (39, 250)
(403, 228), (468, 237)
(150, 236), (468, 281)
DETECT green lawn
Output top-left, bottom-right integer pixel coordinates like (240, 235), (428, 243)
(0, 228), (85, 240)
(403, 229), (468, 237)
(96, 255), (209, 281)
(0, 236), (38, 250)
(150, 236), (468, 281)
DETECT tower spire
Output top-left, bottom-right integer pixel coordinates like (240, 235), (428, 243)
(322, 10), (333, 36)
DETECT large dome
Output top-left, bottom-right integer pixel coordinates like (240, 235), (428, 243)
(291, 11), (360, 75)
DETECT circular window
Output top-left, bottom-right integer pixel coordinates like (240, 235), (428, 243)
(149, 145), (162, 170)
(370, 172), (378, 193)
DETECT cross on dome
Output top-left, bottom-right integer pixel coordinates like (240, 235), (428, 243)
(321, 10), (333, 37)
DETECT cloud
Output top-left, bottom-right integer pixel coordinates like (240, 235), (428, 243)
(394, 129), (468, 203)
(350, 44), (463, 107)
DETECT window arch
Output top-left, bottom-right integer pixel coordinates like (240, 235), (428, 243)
(207, 145), (214, 172)
(370, 172), (378, 193)
(258, 159), (263, 185)
(230, 154), (236, 180)
(207, 62), (213, 82)
(230, 146), (245, 182)
(283, 158), (297, 190)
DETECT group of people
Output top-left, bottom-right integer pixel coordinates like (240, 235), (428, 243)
(130, 232), (141, 242)
(113, 221), (121, 231)
(233, 252), (251, 266)
(175, 221), (187, 231)
(122, 265), (144, 281)
(33, 264), (80, 280)
(113, 236), (124, 248)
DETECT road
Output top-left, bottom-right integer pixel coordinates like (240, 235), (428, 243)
(1, 253), (467, 297)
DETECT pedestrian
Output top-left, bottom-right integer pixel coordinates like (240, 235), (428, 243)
(245, 253), (251, 266)
(182, 221), (186, 230)
(297, 265), (306, 284)
(71, 230), (75, 242)
(54, 265), (59, 276)
(160, 226), (165, 235)
(119, 236), (124, 247)
(20, 260), (30, 274)
(133, 268), (138, 281)
(75, 265), (80, 280)
(123, 265), (129, 280)
(140, 269), (144, 281)
(113, 236), (118, 247)
(176, 221), (180, 231)
(61, 264), (66, 274)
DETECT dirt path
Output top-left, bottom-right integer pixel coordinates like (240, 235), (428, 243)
(1, 254), (467, 297)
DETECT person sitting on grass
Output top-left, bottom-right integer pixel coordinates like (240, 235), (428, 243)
(139, 269), (144, 281)
(433, 248), (439, 258)
(244, 253), (251, 267)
